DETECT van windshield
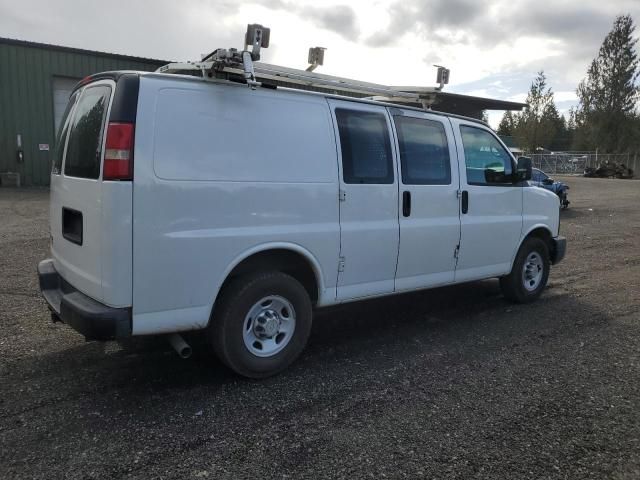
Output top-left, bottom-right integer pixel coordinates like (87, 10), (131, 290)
(64, 85), (112, 179)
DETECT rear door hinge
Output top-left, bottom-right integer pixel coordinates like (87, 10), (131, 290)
(339, 189), (346, 202)
(456, 189), (463, 199)
(338, 256), (345, 272)
(454, 244), (460, 259)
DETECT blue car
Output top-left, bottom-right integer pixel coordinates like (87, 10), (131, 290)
(530, 168), (570, 209)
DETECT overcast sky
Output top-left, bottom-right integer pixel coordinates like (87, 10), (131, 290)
(2, 0), (640, 126)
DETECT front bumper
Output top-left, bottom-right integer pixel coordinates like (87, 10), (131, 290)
(38, 259), (131, 341)
(550, 236), (567, 265)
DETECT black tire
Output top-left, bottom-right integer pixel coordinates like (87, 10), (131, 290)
(500, 237), (550, 303)
(209, 271), (312, 378)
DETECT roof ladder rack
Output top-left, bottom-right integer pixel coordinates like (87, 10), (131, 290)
(156, 24), (421, 102)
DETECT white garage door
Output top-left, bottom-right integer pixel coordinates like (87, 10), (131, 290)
(52, 76), (80, 134)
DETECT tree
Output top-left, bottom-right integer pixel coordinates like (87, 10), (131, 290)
(542, 103), (572, 150)
(567, 107), (577, 132)
(575, 14), (639, 152)
(540, 101), (562, 148)
(513, 71), (558, 151)
(497, 111), (517, 136)
(555, 114), (571, 151)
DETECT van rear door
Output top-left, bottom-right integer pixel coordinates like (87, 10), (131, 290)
(49, 77), (134, 307)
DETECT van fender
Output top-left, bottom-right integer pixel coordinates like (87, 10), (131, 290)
(210, 242), (328, 317)
(509, 224), (555, 270)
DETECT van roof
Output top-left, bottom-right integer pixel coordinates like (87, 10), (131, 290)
(81, 70), (490, 127)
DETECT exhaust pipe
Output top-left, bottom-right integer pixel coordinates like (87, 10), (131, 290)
(168, 333), (192, 359)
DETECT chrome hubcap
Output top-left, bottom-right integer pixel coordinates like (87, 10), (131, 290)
(243, 296), (296, 357)
(522, 251), (544, 291)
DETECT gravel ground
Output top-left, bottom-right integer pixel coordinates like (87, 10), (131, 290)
(1, 178), (639, 479)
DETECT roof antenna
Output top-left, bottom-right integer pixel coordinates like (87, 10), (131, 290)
(306, 47), (326, 72)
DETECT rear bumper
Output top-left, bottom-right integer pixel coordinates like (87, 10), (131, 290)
(550, 236), (567, 265)
(38, 259), (131, 340)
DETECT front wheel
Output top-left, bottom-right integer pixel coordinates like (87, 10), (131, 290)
(209, 271), (312, 378)
(500, 237), (550, 303)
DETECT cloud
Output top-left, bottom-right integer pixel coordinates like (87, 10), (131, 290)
(368, 0), (481, 46)
(368, 0), (629, 77)
(266, 2), (360, 41)
(363, 0), (640, 121)
(369, 0), (616, 45)
(0, 0), (244, 60)
(297, 5), (360, 41)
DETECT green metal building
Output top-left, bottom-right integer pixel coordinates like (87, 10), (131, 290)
(0, 38), (166, 186)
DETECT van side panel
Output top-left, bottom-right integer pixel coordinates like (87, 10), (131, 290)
(132, 77), (340, 335)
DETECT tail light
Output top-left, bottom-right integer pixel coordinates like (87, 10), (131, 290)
(103, 122), (134, 180)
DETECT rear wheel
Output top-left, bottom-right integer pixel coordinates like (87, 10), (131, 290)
(500, 237), (550, 303)
(209, 271), (312, 378)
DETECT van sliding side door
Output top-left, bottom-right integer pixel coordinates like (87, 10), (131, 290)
(327, 99), (400, 301)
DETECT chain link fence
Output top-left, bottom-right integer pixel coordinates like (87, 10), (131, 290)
(527, 152), (638, 176)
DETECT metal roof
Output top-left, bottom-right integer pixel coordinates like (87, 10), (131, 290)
(0, 37), (168, 65)
(428, 91), (525, 112)
(380, 87), (525, 117)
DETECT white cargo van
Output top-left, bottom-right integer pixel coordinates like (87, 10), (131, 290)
(38, 58), (565, 378)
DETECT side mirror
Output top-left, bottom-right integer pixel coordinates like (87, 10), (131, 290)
(516, 156), (532, 182)
(543, 178), (554, 185)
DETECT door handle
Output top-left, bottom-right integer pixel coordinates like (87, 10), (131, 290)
(402, 191), (411, 217)
(461, 190), (469, 214)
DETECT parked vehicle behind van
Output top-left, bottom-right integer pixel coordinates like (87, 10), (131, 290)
(530, 168), (570, 209)
(38, 68), (566, 378)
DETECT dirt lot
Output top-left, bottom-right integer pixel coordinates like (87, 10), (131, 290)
(1, 177), (639, 479)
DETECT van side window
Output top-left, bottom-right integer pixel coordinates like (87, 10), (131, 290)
(52, 92), (78, 175)
(394, 116), (451, 185)
(64, 85), (112, 179)
(460, 125), (514, 185)
(335, 109), (394, 184)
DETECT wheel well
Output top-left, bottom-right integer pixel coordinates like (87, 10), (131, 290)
(525, 227), (553, 254)
(220, 249), (319, 305)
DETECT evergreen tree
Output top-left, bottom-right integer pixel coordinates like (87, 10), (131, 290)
(567, 107), (577, 132)
(575, 14), (639, 152)
(513, 71), (558, 151)
(497, 111), (517, 136)
(556, 114), (571, 151)
(540, 102), (562, 149)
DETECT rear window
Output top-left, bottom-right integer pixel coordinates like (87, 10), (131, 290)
(52, 92), (78, 175)
(64, 85), (112, 179)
